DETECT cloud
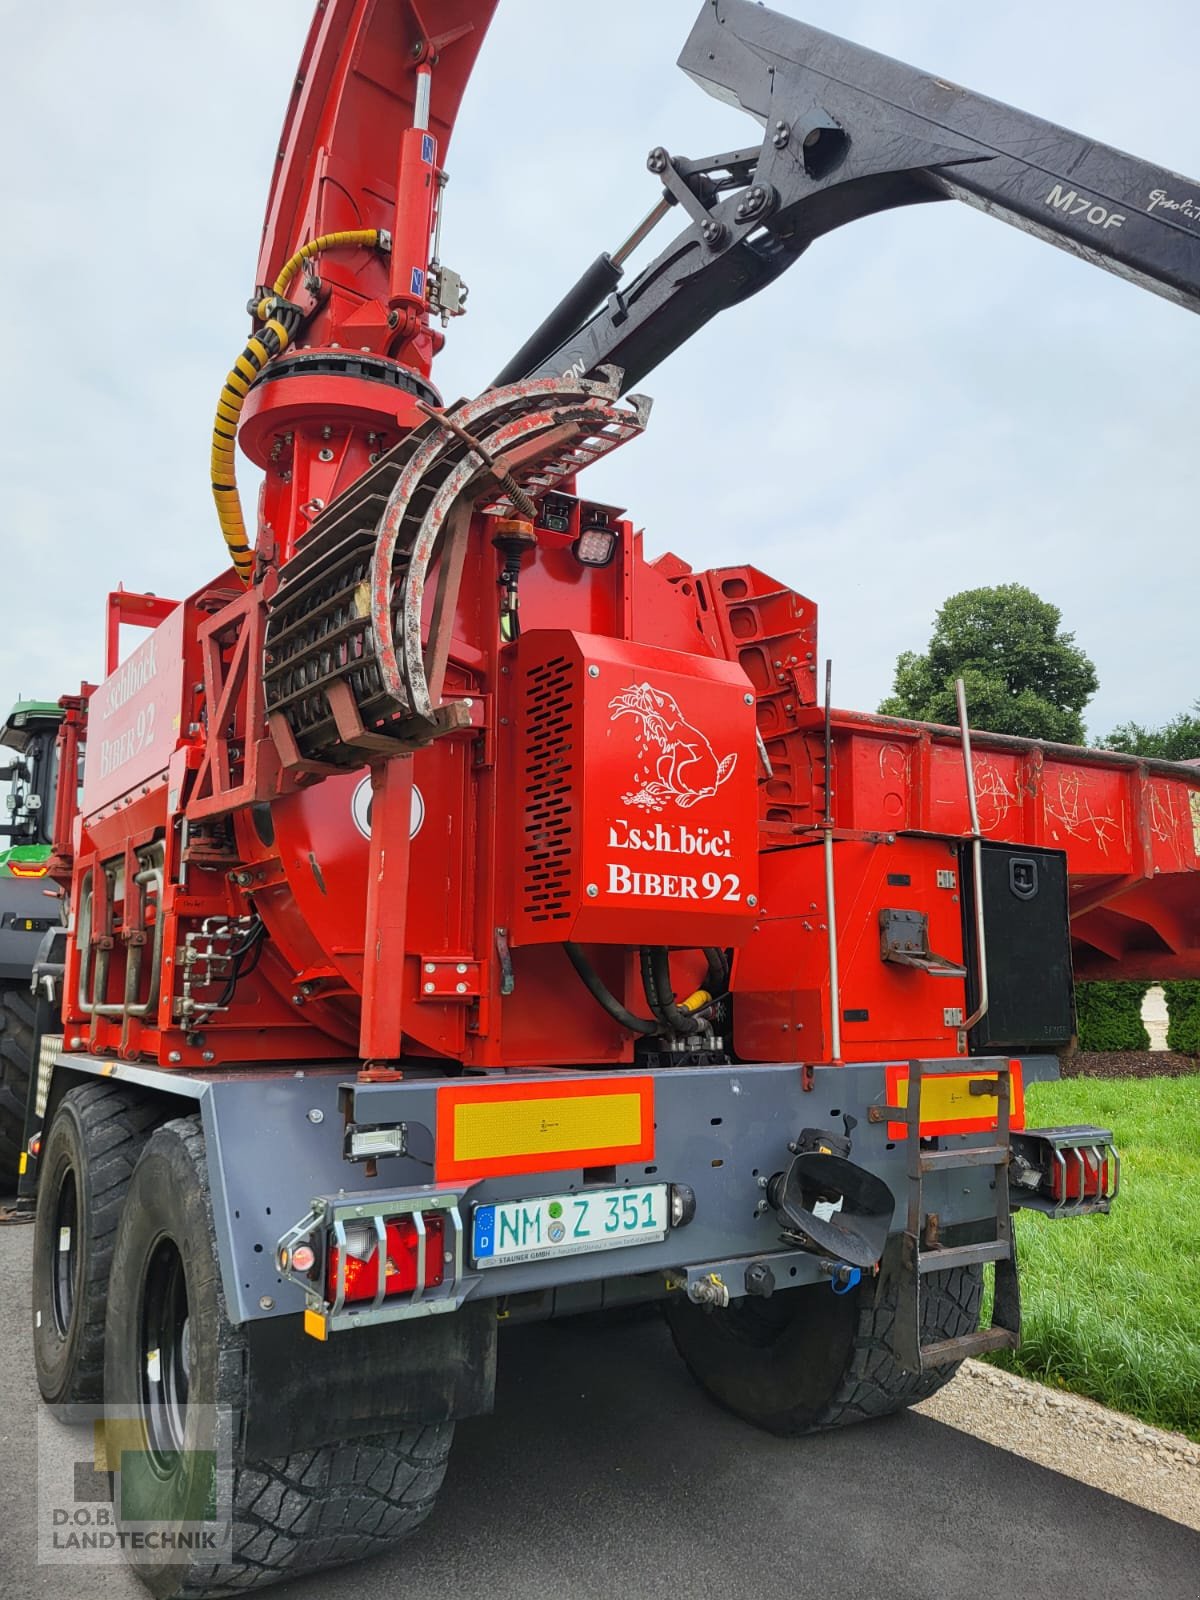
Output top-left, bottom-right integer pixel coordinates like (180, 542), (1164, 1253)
(1, 0), (1196, 739)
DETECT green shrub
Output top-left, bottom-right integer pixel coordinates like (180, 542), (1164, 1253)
(1074, 980), (1150, 1051)
(1164, 980), (1200, 1056)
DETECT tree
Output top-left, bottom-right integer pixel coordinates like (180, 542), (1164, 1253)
(1099, 702), (1200, 762)
(879, 584), (1098, 743)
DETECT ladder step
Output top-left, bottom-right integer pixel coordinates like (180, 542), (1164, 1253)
(919, 1144), (1009, 1173)
(918, 1239), (1010, 1272)
(921, 1326), (1017, 1366)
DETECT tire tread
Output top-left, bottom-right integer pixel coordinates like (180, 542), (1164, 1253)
(112, 1117), (452, 1599)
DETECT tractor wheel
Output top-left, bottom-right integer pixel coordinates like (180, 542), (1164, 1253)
(32, 1081), (163, 1408)
(104, 1116), (454, 1599)
(664, 1262), (982, 1436)
(0, 984), (37, 1184)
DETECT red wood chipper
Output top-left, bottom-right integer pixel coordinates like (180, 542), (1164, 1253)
(18, 3), (1199, 1594)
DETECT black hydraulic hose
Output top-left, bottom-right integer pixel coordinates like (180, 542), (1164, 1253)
(642, 947), (711, 1036)
(702, 946), (729, 994)
(639, 947), (674, 1033)
(564, 942), (658, 1036)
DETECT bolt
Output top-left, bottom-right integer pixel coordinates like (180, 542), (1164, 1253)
(202, 1050), (215, 1063)
(69, 1035), (82, 1049)
(318, 447), (334, 462)
(647, 146), (669, 174)
(747, 894), (758, 907)
(444, 1251), (453, 1263)
(456, 962), (468, 974)
(773, 119), (790, 149)
(586, 883), (599, 898)
(259, 1295), (275, 1311)
(730, 1081), (741, 1095)
(424, 981), (436, 993)
(168, 1051), (182, 1063)
(369, 452), (380, 463)
(587, 665), (600, 679)
(424, 963), (436, 974)
(387, 309), (399, 328)
(743, 693), (754, 705)
(701, 218), (726, 247)
(307, 1108), (324, 1124)
(321, 426), (332, 440)
(291, 993), (305, 1005)
(456, 982), (468, 994)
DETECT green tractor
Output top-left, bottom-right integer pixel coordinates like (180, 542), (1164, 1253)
(0, 699), (65, 1186)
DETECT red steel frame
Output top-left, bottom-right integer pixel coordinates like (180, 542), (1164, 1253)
(50, 1), (1200, 1078)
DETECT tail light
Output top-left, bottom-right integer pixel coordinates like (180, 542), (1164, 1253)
(1050, 1146), (1110, 1202)
(327, 1212), (445, 1303)
(1009, 1126), (1119, 1216)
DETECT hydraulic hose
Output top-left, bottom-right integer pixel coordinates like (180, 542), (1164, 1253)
(210, 228), (385, 584)
(564, 943), (658, 1036)
(211, 313), (299, 583)
(641, 947), (712, 1037)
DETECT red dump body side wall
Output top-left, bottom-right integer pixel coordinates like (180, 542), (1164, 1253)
(826, 710), (1200, 981)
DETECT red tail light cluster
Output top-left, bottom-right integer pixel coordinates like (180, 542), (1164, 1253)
(1050, 1148), (1109, 1202)
(327, 1213), (445, 1303)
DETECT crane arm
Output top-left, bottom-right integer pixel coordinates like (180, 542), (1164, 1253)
(504, 0), (1200, 391)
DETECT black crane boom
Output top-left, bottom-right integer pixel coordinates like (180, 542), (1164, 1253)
(502, 0), (1200, 392)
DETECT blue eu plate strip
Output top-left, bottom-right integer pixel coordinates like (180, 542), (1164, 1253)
(473, 1205), (496, 1260)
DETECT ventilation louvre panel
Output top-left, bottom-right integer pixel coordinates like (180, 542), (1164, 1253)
(521, 656), (578, 922)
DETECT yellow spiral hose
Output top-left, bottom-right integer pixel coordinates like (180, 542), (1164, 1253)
(211, 228), (384, 583)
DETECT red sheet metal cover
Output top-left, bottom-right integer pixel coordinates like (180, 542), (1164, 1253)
(509, 630), (759, 946)
(82, 605), (186, 816)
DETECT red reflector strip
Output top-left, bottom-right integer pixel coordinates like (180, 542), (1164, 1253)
(327, 1213), (445, 1303)
(435, 1075), (655, 1183)
(884, 1061), (1025, 1140)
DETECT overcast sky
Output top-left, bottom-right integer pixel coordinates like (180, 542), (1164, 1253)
(2, 0), (1196, 739)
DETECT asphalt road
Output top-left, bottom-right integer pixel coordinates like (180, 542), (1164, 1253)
(1, 1220), (1197, 1600)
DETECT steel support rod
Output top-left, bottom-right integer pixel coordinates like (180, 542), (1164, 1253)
(823, 660), (842, 1064)
(956, 678), (989, 1034)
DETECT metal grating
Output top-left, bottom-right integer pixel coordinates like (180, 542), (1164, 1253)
(36, 1033), (63, 1117)
(521, 657), (577, 922)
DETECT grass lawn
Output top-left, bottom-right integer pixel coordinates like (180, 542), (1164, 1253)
(986, 1074), (1200, 1441)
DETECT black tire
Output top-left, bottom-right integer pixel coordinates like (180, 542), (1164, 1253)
(104, 1116), (454, 1599)
(32, 1081), (163, 1408)
(665, 1263), (983, 1436)
(0, 984), (37, 1183)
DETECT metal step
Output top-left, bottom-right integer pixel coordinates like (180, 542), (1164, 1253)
(919, 1143), (1008, 1173)
(921, 1325), (1017, 1367)
(917, 1238), (1011, 1273)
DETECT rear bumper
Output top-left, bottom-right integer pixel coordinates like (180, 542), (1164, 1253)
(47, 1051), (1063, 1328)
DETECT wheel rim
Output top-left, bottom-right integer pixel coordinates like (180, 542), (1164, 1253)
(50, 1169), (79, 1338)
(140, 1238), (191, 1462)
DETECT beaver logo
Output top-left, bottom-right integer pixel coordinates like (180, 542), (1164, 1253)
(608, 682), (737, 812)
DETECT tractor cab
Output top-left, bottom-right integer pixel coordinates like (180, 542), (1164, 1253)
(0, 700), (64, 871)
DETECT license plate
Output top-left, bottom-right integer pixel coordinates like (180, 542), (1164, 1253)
(472, 1184), (668, 1268)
